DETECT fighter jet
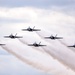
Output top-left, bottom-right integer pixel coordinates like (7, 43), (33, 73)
(28, 42), (46, 47)
(68, 44), (75, 48)
(0, 44), (5, 45)
(44, 34), (63, 40)
(4, 33), (23, 39)
(22, 26), (41, 32)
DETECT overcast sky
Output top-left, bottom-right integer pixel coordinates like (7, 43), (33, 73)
(0, 0), (75, 75)
(0, 0), (75, 7)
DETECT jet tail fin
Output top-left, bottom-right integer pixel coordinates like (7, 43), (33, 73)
(55, 34), (57, 37)
(39, 42), (41, 45)
(15, 33), (17, 36)
(33, 26), (35, 29)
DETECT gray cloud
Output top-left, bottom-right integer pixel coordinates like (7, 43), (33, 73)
(0, 0), (75, 16)
(0, 0), (75, 8)
(0, 18), (28, 23)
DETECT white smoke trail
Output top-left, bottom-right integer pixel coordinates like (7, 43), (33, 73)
(36, 31), (75, 70)
(58, 39), (75, 52)
(42, 45), (75, 72)
(18, 31), (75, 72)
(1, 45), (52, 72)
(1, 41), (75, 75)
(36, 30), (75, 52)
(67, 47), (75, 52)
(36, 31), (45, 39)
(58, 40), (67, 46)
(18, 38), (45, 53)
(18, 38), (28, 45)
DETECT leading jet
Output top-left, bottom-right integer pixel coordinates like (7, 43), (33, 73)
(68, 44), (75, 48)
(4, 33), (23, 39)
(22, 26), (41, 32)
(44, 34), (63, 40)
(28, 42), (46, 47)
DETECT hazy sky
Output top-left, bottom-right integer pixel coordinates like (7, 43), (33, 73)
(0, 0), (75, 8)
(0, 0), (75, 75)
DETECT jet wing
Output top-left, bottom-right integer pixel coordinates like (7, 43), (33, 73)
(44, 37), (50, 39)
(33, 29), (41, 31)
(15, 36), (23, 38)
(28, 44), (34, 46)
(39, 45), (46, 46)
(0, 44), (5, 45)
(4, 36), (10, 38)
(55, 37), (63, 39)
(68, 46), (75, 47)
(22, 29), (28, 31)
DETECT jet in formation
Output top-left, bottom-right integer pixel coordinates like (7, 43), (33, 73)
(22, 26), (41, 32)
(68, 44), (75, 48)
(28, 42), (46, 47)
(44, 34), (63, 40)
(4, 33), (23, 39)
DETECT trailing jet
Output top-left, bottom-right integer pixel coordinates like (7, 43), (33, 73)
(4, 33), (23, 39)
(22, 26), (41, 32)
(0, 44), (5, 45)
(44, 34), (63, 40)
(68, 44), (75, 48)
(28, 42), (46, 47)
